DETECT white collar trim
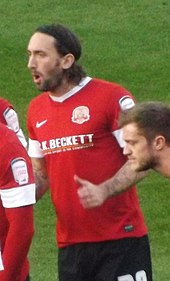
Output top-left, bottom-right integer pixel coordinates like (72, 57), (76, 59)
(49, 76), (92, 103)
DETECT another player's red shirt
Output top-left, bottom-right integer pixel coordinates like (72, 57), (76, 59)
(0, 97), (13, 124)
(0, 123), (35, 281)
(0, 97), (27, 148)
(27, 77), (147, 248)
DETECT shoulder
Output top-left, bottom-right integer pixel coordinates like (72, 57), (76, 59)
(28, 92), (49, 106)
(90, 78), (135, 108)
(0, 124), (23, 151)
(91, 78), (133, 96)
(0, 97), (13, 109)
(0, 97), (13, 115)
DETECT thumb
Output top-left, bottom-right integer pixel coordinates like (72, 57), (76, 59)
(74, 174), (87, 186)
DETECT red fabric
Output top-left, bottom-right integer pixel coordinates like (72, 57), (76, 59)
(0, 125), (34, 190)
(0, 205), (34, 281)
(27, 78), (147, 247)
(0, 97), (13, 124)
(0, 123), (35, 281)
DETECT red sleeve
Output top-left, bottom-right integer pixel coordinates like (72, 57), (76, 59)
(0, 205), (34, 281)
(27, 101), (36, 140)
(107, 84), (136, 132)
(0, 98), (13, 124)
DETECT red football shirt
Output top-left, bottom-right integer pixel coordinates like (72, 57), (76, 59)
(27, 77), (147, 247)
(0, 97), (13, 124)
(0, 123), (35, 281)
(0, 97), (27, 148)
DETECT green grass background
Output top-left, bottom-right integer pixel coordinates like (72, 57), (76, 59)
(0, 0), (169, 280)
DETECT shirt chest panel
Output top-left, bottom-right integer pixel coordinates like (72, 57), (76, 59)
(33, 98), (113, 142)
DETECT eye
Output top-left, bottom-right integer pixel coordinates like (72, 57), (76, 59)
(127, 140), (136, 145)
(37, 51), (46, 57)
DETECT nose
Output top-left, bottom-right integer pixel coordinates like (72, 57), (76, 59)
(27, 55), (36, 70)
(123, 144), (131, 156)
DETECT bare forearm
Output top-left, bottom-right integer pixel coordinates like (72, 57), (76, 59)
(31, 158), (49, 200)
(34, 168), (49, 200)
(101, 161), (149, 199)
(76, 161), (149, 209)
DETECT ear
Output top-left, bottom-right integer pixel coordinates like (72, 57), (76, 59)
(62, 53), (75, 69)
(154, 135), (165, 150)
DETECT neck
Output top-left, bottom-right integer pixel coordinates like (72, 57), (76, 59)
(154, 149), (170, 178)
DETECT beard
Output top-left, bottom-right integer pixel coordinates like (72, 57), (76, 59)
(40, 70), (64, 92)
(135, 156), (158, 172)
(38, 61), (64, 92)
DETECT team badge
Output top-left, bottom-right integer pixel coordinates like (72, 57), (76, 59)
(72, 106), (90, 124)
(11, 158), (29, 185)
(119, 96), (135, 110)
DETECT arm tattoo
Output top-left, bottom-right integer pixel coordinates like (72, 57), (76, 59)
(103, 161), (149, 198)
(31, 158), (49, 200)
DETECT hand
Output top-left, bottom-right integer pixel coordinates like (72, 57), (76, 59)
(74, 175), (108, 209)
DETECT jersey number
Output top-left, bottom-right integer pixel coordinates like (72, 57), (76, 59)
(118, 270), (147, 281)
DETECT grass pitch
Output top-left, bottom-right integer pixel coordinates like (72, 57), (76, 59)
(0, 1), (169, 280)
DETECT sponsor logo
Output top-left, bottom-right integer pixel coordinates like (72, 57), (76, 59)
(40, 133), (94, 155)
(36, 120), (47, 128)
(124, 224), (134, 232)
(11, 158), (29, 185)
(119, 96), (135, 110)
(72, 106), (90, 124)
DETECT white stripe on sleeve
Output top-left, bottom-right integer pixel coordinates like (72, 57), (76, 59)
(28, 138), (43, 158)
(16, 128), (28, 149)
(0, 250), (4, 271)
(0, 183), (36, 208)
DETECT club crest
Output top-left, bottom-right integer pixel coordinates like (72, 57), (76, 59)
(72, 106), (90, 124)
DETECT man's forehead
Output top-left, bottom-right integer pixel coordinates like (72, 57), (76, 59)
(28, 32), (55, 50)
(123, 123), (141, 138)
(124, 123), (139, 133)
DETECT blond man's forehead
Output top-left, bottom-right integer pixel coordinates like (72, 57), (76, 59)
(123, 123), (142, 139)
(124, 123), (139, 134)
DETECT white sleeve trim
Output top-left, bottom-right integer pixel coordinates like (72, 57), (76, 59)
(112, 128), (125, 148)
(4, 108), (19, 132)
(119, 96), (135, 110)
(28, 138), (44, 158)
(0, 183), (36, 208)
(4, 108), (28, 149)
(0, 250), (4, 271)
(16, 129), (28, 149)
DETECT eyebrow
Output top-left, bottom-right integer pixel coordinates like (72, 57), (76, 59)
(27, 49), (46, 54)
